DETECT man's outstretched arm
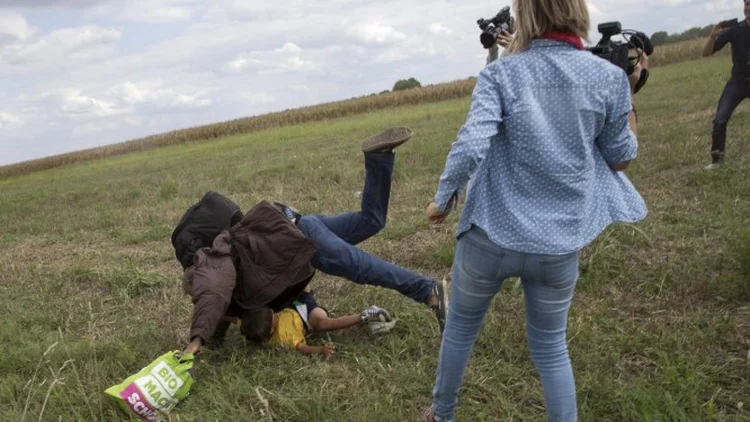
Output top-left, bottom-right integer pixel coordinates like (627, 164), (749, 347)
(703, 24), (729, 57)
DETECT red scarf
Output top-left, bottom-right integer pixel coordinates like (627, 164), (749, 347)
(539, 31), (584, 50)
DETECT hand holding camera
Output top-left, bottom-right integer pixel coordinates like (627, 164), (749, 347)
(711, 18), (738, 38)
(585, 22), (654, 94)
(477, 6), (515, 49)
(496, 30), (514, 48)
(628, 49), (649, 95)
(719, 18), (739, 29)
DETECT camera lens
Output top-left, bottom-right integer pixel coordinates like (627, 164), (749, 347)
(480, 31), (497, 49)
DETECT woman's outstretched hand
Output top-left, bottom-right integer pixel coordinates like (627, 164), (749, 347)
(426, 202), (450, 224)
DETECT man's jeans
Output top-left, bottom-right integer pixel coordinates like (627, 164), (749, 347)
(297, 152), (434, 303)
(712, 78), (749, 162)
(432, 225), (579, 422)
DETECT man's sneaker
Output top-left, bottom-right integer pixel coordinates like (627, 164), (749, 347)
(705, 151), (725, 170)
(368, 318), (398, 335)
(427, 278), (448, 334)
(361, 127), (413, 153)
(704, 162), (724, 171)
(273, 201), (302, 224)
(360, 306), (392, 324)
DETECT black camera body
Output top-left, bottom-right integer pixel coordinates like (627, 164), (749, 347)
(586, 22), (653, 74)
(585, 22), (632, 74)
(585, 22), (654, 93)
(477, 6), (515, 49)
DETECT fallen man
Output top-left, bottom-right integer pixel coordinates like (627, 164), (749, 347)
(174, 128), (447, 356)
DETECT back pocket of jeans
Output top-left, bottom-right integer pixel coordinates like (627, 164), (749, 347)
(458, 235), (504, 281)
(540, 252), (579, 287)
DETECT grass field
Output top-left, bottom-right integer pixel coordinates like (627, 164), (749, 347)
(1, 55), (749, 421)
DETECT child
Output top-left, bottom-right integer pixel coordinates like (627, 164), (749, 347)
(237, 290), (395, 360)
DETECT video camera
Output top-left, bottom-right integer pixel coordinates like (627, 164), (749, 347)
(477, 6), (515, 49)
(585, 21), (654, 93)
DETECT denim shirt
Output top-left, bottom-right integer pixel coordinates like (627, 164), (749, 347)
(435, 39), (647, 255)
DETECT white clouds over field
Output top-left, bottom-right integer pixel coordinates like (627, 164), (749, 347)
(0, 0), (741, 165)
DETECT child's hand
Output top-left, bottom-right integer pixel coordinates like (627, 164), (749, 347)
(322, 342), (336, 360)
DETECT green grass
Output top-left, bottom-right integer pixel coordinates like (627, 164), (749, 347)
(1, 55), (749, 421)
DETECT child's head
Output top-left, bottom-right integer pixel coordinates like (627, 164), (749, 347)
(239, 307), (276, 343)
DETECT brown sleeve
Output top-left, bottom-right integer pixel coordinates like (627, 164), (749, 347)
(210, 317), (233, 343)
(189, 232), (237, 344)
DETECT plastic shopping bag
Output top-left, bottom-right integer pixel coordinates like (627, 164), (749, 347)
(104, 350), (195, 421)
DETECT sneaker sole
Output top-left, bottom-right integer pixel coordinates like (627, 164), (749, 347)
(361, 127), (414, 153)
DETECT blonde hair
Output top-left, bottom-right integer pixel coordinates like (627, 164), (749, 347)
(505, 0), (590, 55)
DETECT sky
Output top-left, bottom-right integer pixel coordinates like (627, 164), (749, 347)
(0, 0), (742, 166)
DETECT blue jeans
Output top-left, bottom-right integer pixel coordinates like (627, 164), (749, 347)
(297, 152), (434, 303)
(432, 226), (579, 422)
(711, 78), (749, 161)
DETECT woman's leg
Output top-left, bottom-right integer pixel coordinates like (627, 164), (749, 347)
(431, 226), (521, 421)
(520, 252), (580, 422)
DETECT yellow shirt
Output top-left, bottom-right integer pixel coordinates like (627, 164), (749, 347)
(268, 308), (306, 349)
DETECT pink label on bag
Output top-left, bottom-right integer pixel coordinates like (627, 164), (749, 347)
(119, 383), (161, 421)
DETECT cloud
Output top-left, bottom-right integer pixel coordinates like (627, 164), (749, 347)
(428, 23), (454, 36)
(169, 93), (212, 109)
(223, 53), (313, 73)
(0, 111), (22, 128)
(587, 1), (603, 18)
(373, 48), (409, 63)
(0, 24), (121, 71)
(110, 81), (153, 105)
(0, 11), (33, 42)
(290, 84), (309, 93)
(117, 0), (201, 23)
(57, 89), (120, 117)
(222, 42), (315, 74)
(704, 0), (740, 13)
(48, 25), (121, 49)
(108, 80), (213, 111)
(219, 1), (270, 21)
(275, 42), (302, 54)
(0, 0), (108, 8)
(70, 120), (118, 137)
(224, 55), (262, 72)
(349, 23), (407, 45)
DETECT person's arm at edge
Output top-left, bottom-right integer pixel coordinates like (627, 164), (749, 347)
(610, 48), (651, 171)
(703, 24), (729, 57)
